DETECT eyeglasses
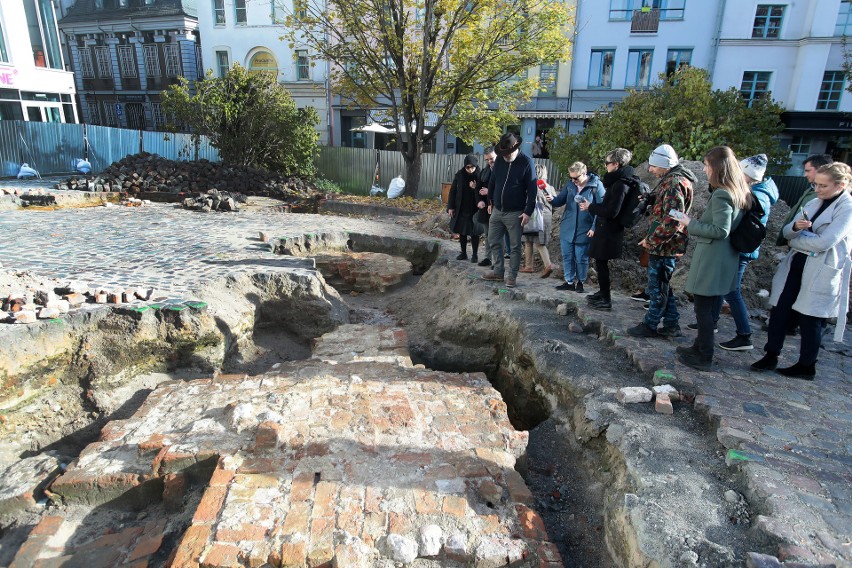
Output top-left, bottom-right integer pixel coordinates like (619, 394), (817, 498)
(605, 161), (617, 165)
(570, 176), (581, 181)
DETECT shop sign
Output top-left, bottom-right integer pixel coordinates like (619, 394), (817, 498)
(0, 67), (18, 87)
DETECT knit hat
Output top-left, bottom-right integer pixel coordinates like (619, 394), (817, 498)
(648, 144), (679, 169)
(464, 154), (478, 167)
(739, 154), (768, 182)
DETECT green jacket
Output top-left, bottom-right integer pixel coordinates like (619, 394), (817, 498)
(776, 187), (817, 246)
(685, 189), (744, 297)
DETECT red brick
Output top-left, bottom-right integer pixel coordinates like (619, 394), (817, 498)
(169, 525), (211, 567)
(442, 495), (468, 518)
(413, 489), (441, 514)
(364, 487), (382, 513)
(312, 481), (338, 519)
(308, 516), (334, 565)
(289, 472), (316, 502)
(388, 512), (413, 534)
(281, 502), (311, 535)
(255, 421), (285, 450)
(655, 393), (674, 415)
(361, 512), (387, 547)
(138, 433), (167, 456)
(31, 516), (63, 536)
(192, 486), (227, 524)
(200, 542), (240, 567)
(215, 524), (267, 543)
(128, 532), (165, 561)
(10, 537), (49, 568)
(278, 542), (307, 567)
(76, 526), (143, 551)
(516, 505), (547, 540)
(504, 470), (535, 505)
(163, 472), (186, 512)
(209, 467), (235, 487)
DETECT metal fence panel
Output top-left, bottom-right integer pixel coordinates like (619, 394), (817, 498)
(0, 120), (219, 176)
(315, 145), (564, 199)
(773, 175), (810, 207)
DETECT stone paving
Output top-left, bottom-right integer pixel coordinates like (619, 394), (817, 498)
(450, 254), (852, 567)
(12, 324), (558, 567)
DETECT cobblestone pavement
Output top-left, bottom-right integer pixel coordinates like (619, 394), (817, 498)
(453, 252), (852, 566)
(0, 203), (424, 299)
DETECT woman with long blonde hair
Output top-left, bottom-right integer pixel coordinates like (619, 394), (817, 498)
(752, 161), (852, 378)
(675, 146), (750, 371)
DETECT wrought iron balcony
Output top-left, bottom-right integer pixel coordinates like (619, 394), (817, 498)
(631, 8), (660, 33)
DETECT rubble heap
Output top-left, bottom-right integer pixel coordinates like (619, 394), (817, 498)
(54, 152), (324, 202)
(182, 188), (246, 212)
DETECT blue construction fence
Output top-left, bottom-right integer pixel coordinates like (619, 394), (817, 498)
(0, 121), (219, 177)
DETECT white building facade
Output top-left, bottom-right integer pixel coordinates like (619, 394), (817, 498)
(0, 0), (77, 123)
(712, 0), (852, 171)
(197, 0), (330, 144)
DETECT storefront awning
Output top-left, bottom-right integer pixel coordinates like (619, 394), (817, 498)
(781, 111), (852, 133)
(514, 111), (598, 120)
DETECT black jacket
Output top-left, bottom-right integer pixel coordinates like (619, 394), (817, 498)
(487, 153), (537, 215)
(587, 166), (634, 261)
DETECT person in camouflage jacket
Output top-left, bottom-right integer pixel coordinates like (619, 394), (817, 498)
(627, 144), (697, 339)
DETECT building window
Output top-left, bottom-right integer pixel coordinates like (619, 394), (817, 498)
(85, 100), (101, 125)
(79, 47), (95, 78)
(95, 46), (112, 78)
(789, 136), (811, 155)
(836, 0), (852, 35)
(24, 0), (64, 69)
(589, 49), (615, 88)
(752, 5), (784, 38)
(249, 50), (278, 74)
(626, 48), (653, 88)
(0, 20), (8, 62)
(297, 50), (310, 80)
(817, 71), (844, 110)
(295, 0), (307, 18)
(665, 48), (691, 76)
(117, 45), (137, 78)
(539, 63), (558, 96)
(272, 0), (287, 22)
(164, 44), (181, 77)
(216, 50), (230, 77)
(235, 0), (247, 24)
(151, 102), (165, 129)
(740, 71), (771, 107)
(213, 0), (225, 24)
(609, 0), (685, 22)
(144, 45), (160, 77)
(103, 101), (118, 127)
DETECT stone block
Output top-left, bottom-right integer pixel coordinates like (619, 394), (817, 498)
(445, 532), (468, 560)
(556, 303), (569, 316)
(418, 525), (443, 557)
(655, 393), (673, 414)
(107, 292), (123, 304)
(616, 387), (653, 404)
(15, 310), (37, 324)
(94, 293), (108, 304)
(385, 534), (418, 563)
(652, 384), (679, 401)
(46, 300), (70, 314)
(38, 307), (61, 319)
(259, 232), (270, 243)
(63, 293), (86, 306)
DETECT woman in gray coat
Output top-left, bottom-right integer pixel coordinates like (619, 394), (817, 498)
(675, 146), (749, 371)
(752, 162), (852, 378)
(520, 164), (557, 277)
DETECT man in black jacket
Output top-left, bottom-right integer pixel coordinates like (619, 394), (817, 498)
(482, 133), (537, 288)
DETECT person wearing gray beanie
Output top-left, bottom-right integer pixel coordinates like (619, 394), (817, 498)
(627, 143), (697, 339)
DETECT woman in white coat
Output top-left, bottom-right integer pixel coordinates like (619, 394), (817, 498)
(751, 162), (852, 378)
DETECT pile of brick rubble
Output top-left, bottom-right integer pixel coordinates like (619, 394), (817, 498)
(3, 280), (155, 324)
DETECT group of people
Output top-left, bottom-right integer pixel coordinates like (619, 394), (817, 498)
(447, 132), (852, 378)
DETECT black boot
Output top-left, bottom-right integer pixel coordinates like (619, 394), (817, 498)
(777, 361), (815, 379)
(456, 252), (468, 260)
(750, 353), (778, 372)
(478, 258), (492, 267)
(677, 350), (712, 371)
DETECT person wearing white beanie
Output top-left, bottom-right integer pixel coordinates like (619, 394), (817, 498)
(627, 143), (697, 339)
(740, 154), (768, 183)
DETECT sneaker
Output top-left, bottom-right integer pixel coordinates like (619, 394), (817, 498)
(627, 322), (659, 338)
(482, 272), (504, 282)
(643, 301), (650, 310)
(657, 324), (682, 338)
(630, 291), (650, 302)
(504, 253), (511, 259)
(505, 277), (517, 288)
(478, 258), (492, 267)
(718, 334), (754, 351)
(686, 322), (718, 333)
(575, 282), (584, 293)
(471, 254), (478, 263)
(456, 253), (468, 260)
(555, 282), (575, 291)
(677, 350), (712, 371)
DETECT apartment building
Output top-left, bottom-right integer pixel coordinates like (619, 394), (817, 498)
(0, 0), (77, 123)
(196, 0), (330, 144)
(59, 0), (202, 131)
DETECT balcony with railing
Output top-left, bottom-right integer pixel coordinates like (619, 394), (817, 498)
(631, 8), (660, 33)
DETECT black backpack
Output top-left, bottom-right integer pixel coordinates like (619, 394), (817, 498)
(729, 192), (766, 253)
(616, 177), (653, 228)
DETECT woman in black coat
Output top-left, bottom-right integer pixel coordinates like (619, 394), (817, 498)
(448, 154), (485, 262)
(579, 148), (634, 310)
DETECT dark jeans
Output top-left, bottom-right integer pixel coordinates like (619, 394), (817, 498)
(693, 294), (719, 361)
(595, 258), (610, 300)
(644, 255), (679, 329)
(765, 260), (825, 365)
